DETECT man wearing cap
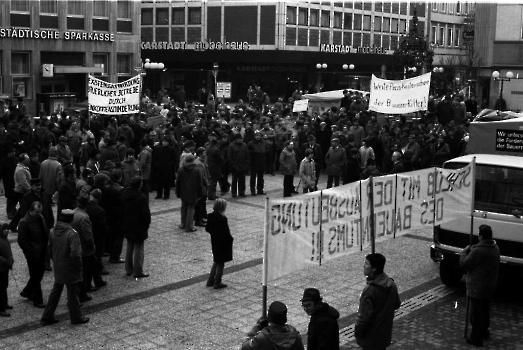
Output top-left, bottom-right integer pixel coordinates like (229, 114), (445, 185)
(41, 209), (89, 325)
(242, 300), (304, 350)
(355, 253), (401, 350)
(301, 288), (340, 349)
(17, 201), (48, 308)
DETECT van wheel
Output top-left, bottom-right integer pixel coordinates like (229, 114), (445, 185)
(440, 259), (462, 287)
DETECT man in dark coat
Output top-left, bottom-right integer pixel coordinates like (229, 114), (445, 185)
(57, 166), (78, 216)
(17, 201), (49, 308)
(103, 169), (125, 264)
(247, 131), (267, 196)
(355, 253), (401, 350)
(205, 199), (233, 289)
(460, 225), (500, 347)
(206, 133), (225, 200)
(176, 155), (203, 232)
(227, 134), (250, 197)
(85, 189), (109, 279)
(122, 176), (151, 278)
(389, 151), (405, 174)
(0, 147), (18, 219)
(436, 95), (454, 126)
(154, 138), (176, 200)
(301, 288), (340, 350)
(41, 209), (89, 325)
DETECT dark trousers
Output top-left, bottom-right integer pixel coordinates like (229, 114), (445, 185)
(94, 233), (105, 272)
(0, 271), (8, 311)
(107, 225), (124, 261)
(141, 181), (150, 202)
(180, 202), (195, 230)
(283, 175), (294, 197)
(231, 171), (246, 195)
(208, 178), (219, 200)
(80, 255), (103, 297)
(22, 256), (45, 304)
(194, 195), (208, 224)
(207, 262), (224, 286)
(266, 147), (275, 174)
(6, 196), (17, 219)
(42, 282), (82, 323)
(469, 297), (491, 345)
(156, 173), (171, 199)
(219, 174), (230, 193)
(250, 168), (264, 193)
(73, 154), (81, 178)
(327, 175), (340, 189)
(314, 163), (322, 190)
(8, 192), (24, 231)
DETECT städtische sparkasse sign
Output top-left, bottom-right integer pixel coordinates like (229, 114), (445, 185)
(0, 27), (115, 41)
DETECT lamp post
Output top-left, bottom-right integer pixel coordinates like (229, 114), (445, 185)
(492, 70), (514, 100)
(316, 63), (327, 92)
(431, 66), (445, 96)
(212, 62), (219, 100)
(342, 64), (355, 88)
(136, 58), (164, 96)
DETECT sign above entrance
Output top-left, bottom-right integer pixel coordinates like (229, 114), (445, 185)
(320, 44), (392, 55)
(141, 39), (249, 51)
(0, 27), (114, 42)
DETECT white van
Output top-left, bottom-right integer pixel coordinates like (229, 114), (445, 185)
(430, 154), (523, 286)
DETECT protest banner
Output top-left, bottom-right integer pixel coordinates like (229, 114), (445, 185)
(292, 99), (309, 113)
(88, 75), (140, 115)
(368, 73), (431, 114)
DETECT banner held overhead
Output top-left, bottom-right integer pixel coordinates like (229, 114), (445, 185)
(88, 75), (140, 115)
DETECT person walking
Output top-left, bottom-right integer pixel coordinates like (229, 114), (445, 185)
(17, 201), (48, 308)
(227, 134), (250, 197)
(41, 209), (89, 325)
(279, 141), (298, 197)
(460, 224), (500, 347)
(241, 301), (304, 350)
(325, 138), (346, 188)
(355, 253), (401, 350)
(176, 155), (203, 232)
(205, 198), (233, 289)
(300, 288), (340, 350)
(122, 176), (151, 278)
(0, 222), (14, 317)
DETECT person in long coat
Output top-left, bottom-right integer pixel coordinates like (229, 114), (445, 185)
(0, 148), (17, 219)
(325, 138), (347, 188)
(279, 141), (298, 197)
(154, 139), (176, 200)
(176, 155), (203, 232)
(103, 169), (125, 263)
(41, 209), (88, 325)
(227, 134), (250, 197)
(205, 199), (233, 289)
(206, 133), (225, 200)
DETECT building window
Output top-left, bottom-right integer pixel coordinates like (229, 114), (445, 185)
(353, 14), (362, 30)
(448, 27), (453, 47)
(391, 18), (398, 33)
(117, 0), (131, 19)
(142, 9), (153, 25)
(375, 2), (383, 12)
(172, 8), (184, 24)
(117, 54), (131, 75)
(321, 10), (329, 27)
(334, 12), (342, 28)
(456, 2), (461, 14)
(363, 15), (371, 31)
(156, 8), (169, 25)
(41, 0), (57, 14)
(93, 54), (108, 76)
(454, 28), (460, 47)
(392, 2), (399, 14)
(399, 19), (406, 33)
(188, 8), (201, 24)
(448, 3), (454, 14)
(440, 3), (446, 13)
(310, 9), (319, 27)
(11, 0), (29, 12)
(93, 1), (107, 17)
(11, 52), (31, 98)
(400, 2), (407, 15)
(433, 3), (438, 12)
(287, 6), (296, 24)
(374, 16), (382, 32)
(431, 26), (437, 43)
(67, 0), (84, 15)
(439, 27), (445, 46)
(344, 13), (352, 29)
(383, 17), (390, 33)
(298, 8), (308, 25)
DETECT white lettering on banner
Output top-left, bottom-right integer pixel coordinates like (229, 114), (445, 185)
(265, 162), (475, 282)
(369, 73), (432, 114)
(88, 75), (140, 115)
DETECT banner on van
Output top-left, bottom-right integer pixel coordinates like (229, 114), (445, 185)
(88, 75), (140, 115)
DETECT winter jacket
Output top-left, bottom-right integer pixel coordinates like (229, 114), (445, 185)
(227, 141), (250, 172)
(18, 212), (49, 260)
(19, 189), (54, 229)
(242, 324), (304, 350)
(279, 148), (297, 176)
(325, 147), (347, 176)
(0, 235), (14, 273)
(121, 159), (141, 188)
(39, 157), (63, 196)
(138, 146), (153, 180)
(56, 143), (72, 164)
(299, 158), (316, 190)
(355, 272), (401, 350)
(100, 145), (118, 170)
(48, 221), (83, 285)
(14, 163), (31, 194)
(71, 207), (96, 257)
(122, 187), (151, 242)
(206, 143), (224, 179)
(459, 239), (500, 300)
(307, 302), (340, 350)
(248, 139), (268, 171)
(205, 211), (233, 263)
(176, 162), (203, 204)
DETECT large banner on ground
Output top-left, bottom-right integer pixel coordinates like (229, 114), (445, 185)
(88, 75), (140, 115)
(368, 73), (431, 114)
(265, 162), (474, 282)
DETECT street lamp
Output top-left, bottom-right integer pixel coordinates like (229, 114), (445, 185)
(342, 64), (355, 88)
(212, 62), (219, 99)
(316, 63), (328, 92)
(492, 71), (513, 108)
(431, 67), (445, 96)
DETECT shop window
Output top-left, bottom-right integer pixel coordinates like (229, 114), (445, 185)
(321, 10), (329, 27)
(374, 16), (382, 32)
(117, 54), (131, 75)
(11, 0), (29, 12)
(287, 6), (296, 24)
(93, 54), (108, 76)
(142, 9), (153, 25)
(67, 0), (84, 15)
(383, 17), (390, 33)
(13, 77), (31, 98)
(310, 9), (319, 27)
(93, 1), (108, 17)
(41, 0), (57, 14)
(298, 8), (308, 26)
(117, 0), (131, 19)
(391, 18), (398, 33)
(172, 8), (185, 24)
(353, 14), (362, 30)
(344, 13), (352, 29)
(156, 8), (169, 25)
(188, 8), (201, 24)
(363, 15), (371, 31)
(334, 12), (342, 28)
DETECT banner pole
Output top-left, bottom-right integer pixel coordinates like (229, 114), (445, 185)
(464, 157), (476, 338)
(432, 167), (437, 227)
(369, 176), (375, 254)
(262, 197), (270, 318)
(359, 181), (363, 251)
(319, 190), (323, 266)
(393, 175), (398, 239)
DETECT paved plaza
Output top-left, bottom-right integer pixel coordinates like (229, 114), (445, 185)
(0, 173), (522, 349)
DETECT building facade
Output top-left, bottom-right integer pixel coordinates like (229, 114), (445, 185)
(0, 0), (141, 118)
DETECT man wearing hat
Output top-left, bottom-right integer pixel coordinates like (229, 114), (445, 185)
(242, 300), (304, 350)
(301, 288), (340, 349)
(41, 209), (89, 325)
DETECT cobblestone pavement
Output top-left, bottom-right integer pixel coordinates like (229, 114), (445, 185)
(0, 173), (522, 349)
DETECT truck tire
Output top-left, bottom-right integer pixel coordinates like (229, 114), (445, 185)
(440, 259), (462, 287)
